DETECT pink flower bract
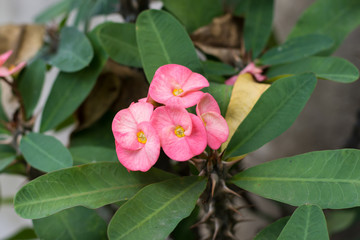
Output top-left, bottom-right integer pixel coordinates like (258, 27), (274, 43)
(196, 93), (229, 150)
(151, 105), (207, 161)
(225, 62), (266, 85)
(112, 102), (160, 172)
(0, 50), (26, 77)
(149, 64), (209, 108)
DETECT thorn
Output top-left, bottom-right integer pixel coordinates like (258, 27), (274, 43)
(210, 173), (218, 198)
(191, 203), (214, 228)
(224, 230), (236, 240)
(199, 169), (206, 176)
(222, 156), (245, 169)
(223, 185), (242, 198)
(212, 218), (221, 240)
(228, 206), (242, 216)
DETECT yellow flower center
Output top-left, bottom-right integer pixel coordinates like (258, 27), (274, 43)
(172, 88), (183, 96)
(8, 65), (16, 71)
(137, 131), (147, 144)
(174, 126), (185, 138)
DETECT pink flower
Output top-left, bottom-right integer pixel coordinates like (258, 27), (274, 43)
(151, 105), (207, 161)
(149, 64), (209, 108)
(0, 50), (26, 77)
(225, 62), (266, 85)
(112, 102), (160, 172)
(196, 93), (229, 150)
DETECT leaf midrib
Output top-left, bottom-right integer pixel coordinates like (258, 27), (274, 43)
(117, 180), (201, 239)
(235, 176), (360, 184)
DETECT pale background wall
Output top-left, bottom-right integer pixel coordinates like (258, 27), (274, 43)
(1, 0), (360, 239)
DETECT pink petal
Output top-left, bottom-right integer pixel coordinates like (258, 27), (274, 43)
(201, 112), (229, 150)
(8, 62), (26, 75)
(0, 50), (12, 66)
(149, 64), (209, 108)
(254, 73), (267, 82)
(112, 102), (153, 150)
(159, 114), (206, 161)
(225, 75), (238, 85)
(196, 93), (220, 116)
(115, 122), (160, 172)
(151, 106), (193, 137)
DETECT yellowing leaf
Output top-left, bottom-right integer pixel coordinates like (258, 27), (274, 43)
(222, 73), (270, 151)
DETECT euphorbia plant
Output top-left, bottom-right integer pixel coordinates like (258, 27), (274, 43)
(0, 0), (359, 239)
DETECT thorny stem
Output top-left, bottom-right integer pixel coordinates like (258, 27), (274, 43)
(191, 150), (246, 240)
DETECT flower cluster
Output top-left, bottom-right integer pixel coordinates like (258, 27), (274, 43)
(0, 50), (26, 77)
(112, 64), (229, 172)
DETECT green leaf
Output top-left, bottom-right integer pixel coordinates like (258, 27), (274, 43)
(244, 0), (274, 59)
(266, 56), (359, 83)
(277, 205), (329, 240)
(288, 0), (360, 55)
(0, 145), (16, 171)
(98, 22), (141, 67)
(326, 210), (356, 235)
(19, 133), (73, 172)
(17, 59), (46, 119)
(35, 0), (73, 23)
(224, 73), (317, 158)
(203, 60), (237, 76)
(33, 207), (107, 240)
(40, 30), (107, 132)
(5, 228), (37, 240)
(260, 34), (334, 65)
(231, 149), (360, 209)
(108, 176), (206, 240)
(49, 27), (94, 72)
(73, 0), (118, 26)
(0, 84), (8, 121)
(14, 162), (175, 219)
(69, 146), (117, 165)
(203, 82), (233, 117)
(136, 9), (203, 83)
(254, 217), (289, 240)
(162, 0), (223, 33)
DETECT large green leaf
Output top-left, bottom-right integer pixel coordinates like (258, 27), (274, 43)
(33, 207), (107, 240)
(98, 22), (141, 67)
(244, 0), (274, 59)
(19, 133), (73, 172)
(136, 10), (203, 83)
(288, 0), (360, 55)
(231, 149), (360, 209)
(254, 217), (289, 240)
(202, 60), (237, 76)
(17, 59), (46, 119)
(74, 0), (118, 26)
(0, 145), (16, 171)
(49, 27), (93, 72)
(277, 205), (329, 240)
(266, 56), (359, 83)
(203, 82), (233, 117)
(259, 34), (334, 65)
(224, 73), (317, 158)
(40, 31), (107, 132)
(108, 176), (206, 240)
(14, 162), (175, 219)
(69, 146), (117, 165)
(162, 0), (223, 33)
(5, 228), (37, 240)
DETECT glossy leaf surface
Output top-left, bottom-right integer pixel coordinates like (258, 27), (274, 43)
(17, 59), (46, 119)
(49, 27), (93, 72)
(267, 56), (359, 83)
(40, 31), (107, 132)
(98, 22), (141, 67)
(254, 217), (289, 240)
(162, 0), (223, 33)
(225, 73), (316, 158)
(277, 205), (329, 240)
(69, 146), (117, 165)
(136, 10), (202, 82)
(232, 149), (360, 209)
(33, 207), (107, 240)
(108, 176), (206, 240)
(288, 0), (360, 54)
(260, 34), (334, 65)
(244, 0), (274, 59)
(20, 133), (73, 172)
(14, 162), (175, 219)
(0, 145), (16, 171)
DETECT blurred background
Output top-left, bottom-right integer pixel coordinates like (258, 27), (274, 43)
(1, 0), (360, 239)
